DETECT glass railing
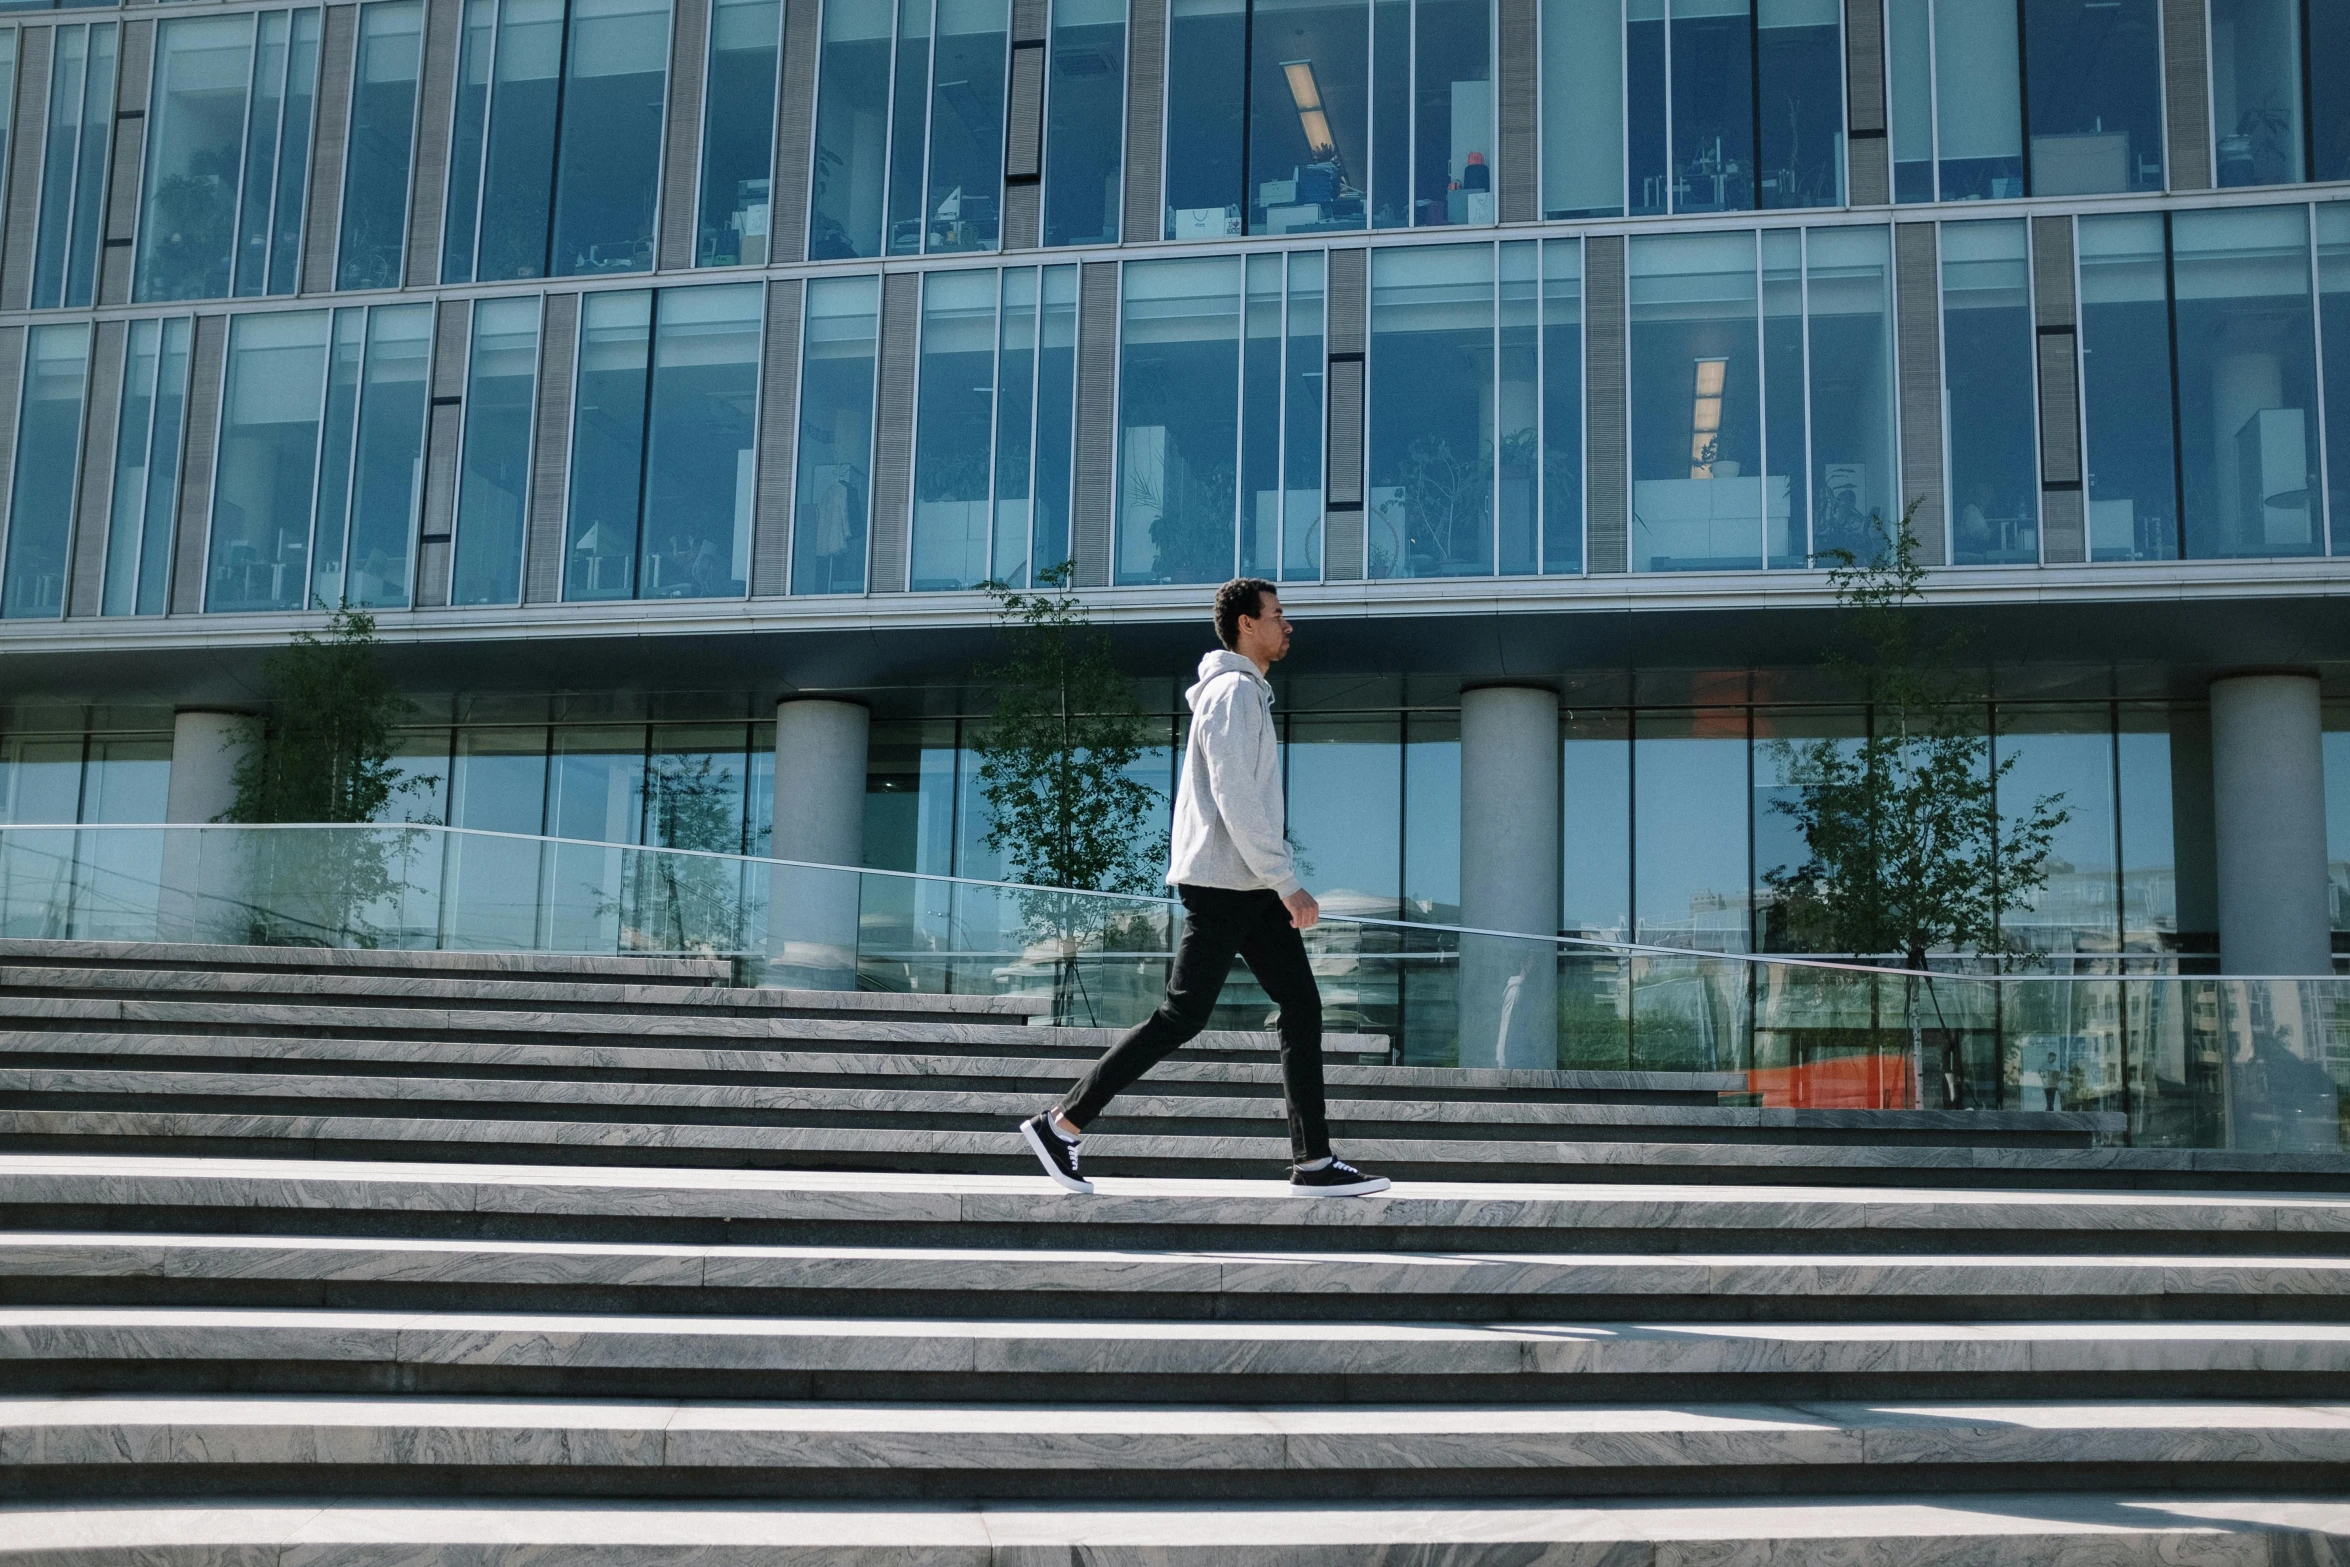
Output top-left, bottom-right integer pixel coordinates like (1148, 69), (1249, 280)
(0, 821), (2342, 1153)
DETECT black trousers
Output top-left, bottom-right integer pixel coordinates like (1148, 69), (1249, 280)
(1058, 883), (1330, 1162)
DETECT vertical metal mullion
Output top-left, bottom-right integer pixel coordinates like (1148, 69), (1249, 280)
(1276, 256), (1291, 573)
(1753, 231), (1767, 565)
(542, 0), (575, 276)
(305, 311), (343, 605)
(1490, 242), (1500, 568)
(1933, 218), (1952, 556)
(2109, 699), (2125, 970)
(1747, 1), (1759, 211)
(1534, 240), (1545, 571)
(1406, 0), (1417, 225)
(1619, 0), (1629, 214)
(2021, 219), (2047, 561)
(1229, 262), (1244, 576)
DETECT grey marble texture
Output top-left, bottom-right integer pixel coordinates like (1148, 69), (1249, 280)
(0, 937), (730, 982)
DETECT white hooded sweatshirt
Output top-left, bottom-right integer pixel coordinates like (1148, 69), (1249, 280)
(1165, 649), (1300, 898)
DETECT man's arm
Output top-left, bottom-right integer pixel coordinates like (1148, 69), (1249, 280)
(1195, 678), (1302, 899)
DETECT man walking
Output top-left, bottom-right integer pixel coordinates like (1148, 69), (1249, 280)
(1019, 579), (1390, 1198)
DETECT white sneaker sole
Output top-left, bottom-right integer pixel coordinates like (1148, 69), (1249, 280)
(1290, 1176), (1391, 1197)
(1020, 1118), (1094, 1194)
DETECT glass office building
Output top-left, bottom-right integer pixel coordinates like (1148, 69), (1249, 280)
(1, 0), (2348, 974)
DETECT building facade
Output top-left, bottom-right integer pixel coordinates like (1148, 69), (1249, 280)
(0, 0), (2347, 981)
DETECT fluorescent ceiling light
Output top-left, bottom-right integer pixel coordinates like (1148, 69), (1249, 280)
(1282, 60), (1337, 159)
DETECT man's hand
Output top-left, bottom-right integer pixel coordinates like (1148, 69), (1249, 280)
(1283, 888), (1320, 930)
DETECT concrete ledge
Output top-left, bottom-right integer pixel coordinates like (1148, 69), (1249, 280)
(0, 941), (731, 983)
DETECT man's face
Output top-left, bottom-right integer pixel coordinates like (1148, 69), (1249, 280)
(1238, 593), (1293, 663)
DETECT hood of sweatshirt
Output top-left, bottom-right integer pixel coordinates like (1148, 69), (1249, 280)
(1184, 649), (1268, 712)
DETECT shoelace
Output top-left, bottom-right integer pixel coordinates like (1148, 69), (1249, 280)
(1065, 1141), (1083, 1176)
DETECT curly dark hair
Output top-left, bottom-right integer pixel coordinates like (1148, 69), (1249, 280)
(1212, 577), (1278, 651)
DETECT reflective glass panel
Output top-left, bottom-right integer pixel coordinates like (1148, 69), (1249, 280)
(1756, 0), (1839, 208)
(992, 267), (1038, 586)
(1761, 227), (1804, 566)
(1162, 0), (1245, 238)
(1996, 707), (2117, 961)
(233, 12), (290, 297)
(1668, 0), (1751, 214)
(2024, 0), (2162, 195)
(441, 0), (495, 281)
(1403, 711), (1460, 921)
(0, 737), (82, 824)
(341, 304), (433, 608)
(809, 0), (892, 258)
(1541, 238), (1583, 572)
(337, 0), (424, 290)
(924, 0), (1008, 254)
(566, 290), (652, 599)
(475, 0), (562, 280)
(1370, 0), (1408, 224)
(2078, 212), (2178, 561)
(138, 16), (255, 301)
(1541, 0), (1623, 218)
(1415, 0), (1491, 226)
(451, 295), (541, 605)
(1245, 0), (1368, 236)
(2117, 704), (2188, 956)
(1497, 240), (1538, 574)
(644, 723), (753, 852)
(2318, 2), (2350, 182)
(1032, 264), (1078, 573)
(1282, 250), (1326, 578)
(207, 310), (330, 611)
(1041, 0), (1123, 246)
(2209, 0), (2303, 188)
(1627, 0), (1666, 215)
(1559, 707), (1630, 1053)
(1932, 0), (2020, 201)
(1, 323), (89, 619)
(79, 737), (170, 824)
(2174, 205), (2321, 560)
(886, 0), (931, 255)
(550, 0), (669, 276)
(1367, 243), (1493, 577)
(642, 284), (761, 598)
(32, 23), (117, 311)
(1805, 224), (1894, 561)
(1634, 707), (1749, 951)
(2321, 204), (2350, 552)
(697, 0), (780, 265)
(306, 310), (366, 605)
(1629, 230), (1763, 571)
(1941, 219), (2040, 565)
(103, 317), (193, 617)
(1286, 714), (1402, 919)
(910, 267), (999, 589)
(792, 275), (880, 593)
(1240, 253), (1283, 576)
(1117, 256), (1240, 583)
(1885, 0), (1931, 201)
(1751, 707), (1863, 952)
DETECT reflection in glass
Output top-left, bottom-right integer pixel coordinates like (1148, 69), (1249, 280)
(1117, 257), (1240, 583)
(697, 0), (780, 265)
(1413, 0), (1491, 226)
(2318, 3), (2350, 183)
(1162, 0), (1245, 239)
(1634, 708), (1749, 951)
(1755, 0), (1840, 209)
(1, 324), (90, 620)
(1669, 0), (1751, 214)
(910, 268), (1001, 589)
(1247, 0), (1368, 235)
(1561, 709), (1629, 941)
(793, 275), (880, 593)
(1282, 251), (1326, 578)
(1941, 220), (2039, 565)
(103, 317), (193, 617)
(1751, 707), (1861, 952)
(2321, 205), (2350, 553)
(2078, 213), (2178, 561)
(809, 0), (891, 257)
(1996, 708), (2115, 961)
(2210, 0), (2305, 188)
(1403, 712), (1460, 920)
(2023, 0), (2162, 195)
(451, 296), (541, 605)
(1628, 230), (1767, 570)
(1367, 243), (1493, 577)
(315, 303), (432, 609)
(32, 23), (118, 311)
(1240, 254), (1284, 577)
(1541, 239), (1584, 572)
(1034, 267), (1078, 572)
(1541, 0), (1623, 218)
(1497, 241), (1538, 574)
(1804, 224), (1894, 561)
(2117, 705), (2187, 956)
(566, 291), (652, 600)
(2173, 205), (2321, 560)
(1286, 715), (1402, 920)
(206, 311), (330, 611)
(1041, 0), (1123, 246)
(1887, 0), (2022, 203)
(1761, 227), (1805, 568)
(338, 0), (424, 290)
(550, 0), (669, 275)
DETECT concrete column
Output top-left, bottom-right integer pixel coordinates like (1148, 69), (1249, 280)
(2210, 673), (2330, 976)
(767, 698), (870, 988)
(1458, 685), (1561, 1069)
(166, 710), (261, 824)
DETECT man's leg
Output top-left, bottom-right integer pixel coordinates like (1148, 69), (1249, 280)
(1234, 894), (1331, 1164)
(1055, 887), (1246, 1132)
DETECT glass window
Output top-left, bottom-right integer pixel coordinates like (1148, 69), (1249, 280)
(1669, 0), (1753, 214)
(2321, 203), (2350, 553)
(1887, 0), (2023, 203)
(792, 274), (879, 593)
(2078, 212), (2179, 561)
(1628, 230), (1766, 571)
(566, 290), (651, 599)
(1496, 240), (1537, 575)
(0, 735), (83, 824)
(1402, 710), (1459, 921)
(1760, 226), (1805, 567)
(2024, 0), (2163, 196)
(1633, 707), (1749, 951)
(321, 303), (432, 608)
(2173, 204), (2321, 560)
(1118, 255), (1240, 583)
(2210, 0), (2305, 188)
(443, 726), (548, 951)
(31, 23), (117, 311)
(0, 36), (16, 222)
(80, 736), (171, 824)
(2317, 2), (2349, 183)
(139, 12), (323, 302)
(697, 0), (780, 265)
(336, 0), (424, 291)
(2327, 708), (2350, 938)
(1750, 707), (1863, 953)
(1286, 714), (1401, 919)
(644, 723), (752, 852)
(1240, 253), (1282, 576)
(1245, 0), (1369, 237)
(451, 295), (541, 606)
(444, 0), (669, 282)
(1414, 0), (1491, 226)
(1804, 224), (1895, 561)
(1041, 0), (1123, 246)
(1366, 242), (1493, 577)
(1942, 219), (2040, 565)
(206, 310), (330, 611)
(1756, 0), (1841, 209)
(102, 317), (193, 617)
(1033, 264), (1078, 573)
(1541, 0), (1623, 218)
(1282, 250), (1326, 579)
(910, 268), (1003, 589)
(1, 323), (90, 620)
(2116, 704), (2184, 955)
(1996, 706), (2116, 962)
(808, 0), (1007, 259)
(1541, 238), (1583, 572)
(1162, 0), (1246, 239)
(1561, 709), (1629, 941)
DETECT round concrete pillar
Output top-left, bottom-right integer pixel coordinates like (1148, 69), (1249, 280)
(2210, 673), (2330, 976)
(768, 699), (871, 989)
(1458, 686), (1561, 1069)
(166, 710), (262, 824)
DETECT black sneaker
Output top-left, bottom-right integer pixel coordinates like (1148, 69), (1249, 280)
(1019, 1113), (1093, 1194)
(1289, 1156), (1389, 1197)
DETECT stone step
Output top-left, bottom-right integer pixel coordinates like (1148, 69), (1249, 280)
(10, 1231), (2348, 1323)
(0, 1069), (2110, 1146)
(0, 938), (734, 985)
(0, 1157), (2342, 1257)
(8, 1308), (2349, 1404)
(6, 1393), (2348, 1500)
(0, 1032), (1735, 1103)
(5, 1492), (2350, 1566)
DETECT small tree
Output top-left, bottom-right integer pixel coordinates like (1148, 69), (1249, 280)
(973, 562), (1163, 1017)
(1761, 505), (2069, 1102)
(227, 606), (435, 945)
